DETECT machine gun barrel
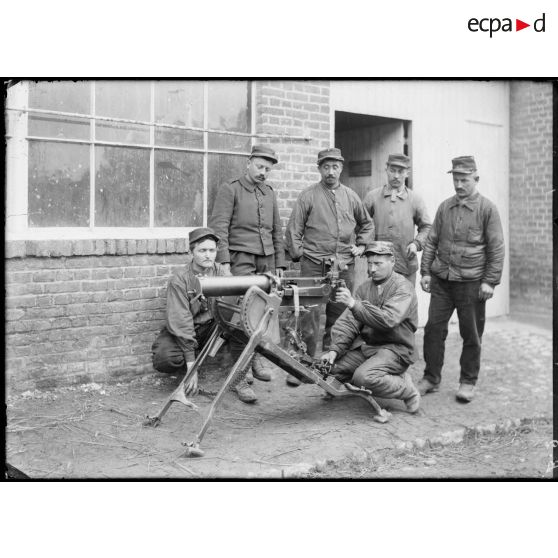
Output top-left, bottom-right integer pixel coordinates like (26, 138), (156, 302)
(198, 274), (332, 299)
(198, 275), (275, 297)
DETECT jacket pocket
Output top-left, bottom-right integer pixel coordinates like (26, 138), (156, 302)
(467, 227), (483, 244)
(460, 252), (484, 280)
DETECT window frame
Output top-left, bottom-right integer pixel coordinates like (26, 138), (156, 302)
(6, 80), (256, 241)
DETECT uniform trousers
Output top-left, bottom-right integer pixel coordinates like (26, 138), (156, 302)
(423, 275), (486, 386)
(333, 345), (412, 400)
(152, 321), (215, 374)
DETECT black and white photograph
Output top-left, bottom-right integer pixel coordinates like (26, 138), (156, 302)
(2, 2), (557, 557)
(4, 78), (554, 479)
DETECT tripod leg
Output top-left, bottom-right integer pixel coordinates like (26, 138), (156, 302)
(183, 309), (273, 457)
(143, 325), (222, 427)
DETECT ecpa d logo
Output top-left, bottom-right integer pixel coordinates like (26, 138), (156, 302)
(468, 12), (546, 37)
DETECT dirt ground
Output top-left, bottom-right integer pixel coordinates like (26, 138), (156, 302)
(303, 418), (554, 479)
(5, 316), (553, 479)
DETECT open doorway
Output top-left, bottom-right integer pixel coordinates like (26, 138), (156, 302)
(335, 111), (412, 200)
(335, 111), (412, 289)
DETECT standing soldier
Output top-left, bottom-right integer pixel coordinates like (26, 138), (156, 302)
(419, 156), (505, 402)
(285, 147), (374, 385)
(209, 144), (286, 403)
(363, 153), (431, 286)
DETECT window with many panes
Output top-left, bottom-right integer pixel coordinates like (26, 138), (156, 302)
(6, 80), (254, 239)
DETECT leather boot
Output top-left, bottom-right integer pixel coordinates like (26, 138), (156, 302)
(230, 369), (257, 403)
(402, 373), (421, 413)
(417, 378), (439, 396)
(252, 354), (272, 382)
(456, 383), (475, 403)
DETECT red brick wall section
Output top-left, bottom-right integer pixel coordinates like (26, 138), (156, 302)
(5, 239), (190, 392)
(509, 81), (553, 312)
(256, 81), (331, 227)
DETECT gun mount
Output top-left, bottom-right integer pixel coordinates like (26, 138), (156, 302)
(144, 260), (390, 457)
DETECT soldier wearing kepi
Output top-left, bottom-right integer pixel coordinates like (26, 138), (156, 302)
(321, 241), (421, 413)
(419, 156), (505, 403)
(363, 153), (431, 285)
(209, 144), (286, 403)
(285, 147), (374, 387)
(152, 227), (229, 396)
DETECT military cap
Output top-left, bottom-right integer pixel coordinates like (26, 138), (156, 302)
(188, 227), (220, 247)
(447, 155), (477, 174)
(387, 153), (411, 168)
(250, 144), (278, 164)
(363, 241), (395, 257)
(317, 147), (345, 165)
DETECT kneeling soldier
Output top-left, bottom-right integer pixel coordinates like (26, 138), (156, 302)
(322, 241), (421, 413)
(151, 227), (229, 396)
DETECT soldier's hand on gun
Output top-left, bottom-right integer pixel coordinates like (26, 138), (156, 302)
(350, 244), (365, 257)
(321, 350), (337, 365)
(221, 263), (232, 276)
(335, 286), (355, 308)
(406, 242), (418, 260)
(478, 282), (494, 301)
(420, 275), (431, 293)
(184, 365), (198, 395)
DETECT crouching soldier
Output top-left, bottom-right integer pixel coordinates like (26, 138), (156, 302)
(321, 241), (421, 413)
(152, 227), (229, 396)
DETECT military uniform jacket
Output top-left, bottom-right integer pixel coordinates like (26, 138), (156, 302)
(329, 272), (418, 365)
(420, 191), (505, 285)
(363, 185), (431, 276)
(285, 181), (374, 265)
(209, 175), (285, 268)
(165, 260), (229, 362)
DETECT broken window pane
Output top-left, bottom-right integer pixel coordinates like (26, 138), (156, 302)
(28, 140), (90, 227)
(95, 146), (150, 226)
(155, 150), (204, 227)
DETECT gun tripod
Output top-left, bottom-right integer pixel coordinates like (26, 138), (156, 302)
(144, 278), (390, 458)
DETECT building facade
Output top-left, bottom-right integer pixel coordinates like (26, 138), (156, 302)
(4, 80), (553, 393)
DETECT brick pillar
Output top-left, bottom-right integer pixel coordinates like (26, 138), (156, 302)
(255, 80), (331, 227)
(509, 81), (553, 314)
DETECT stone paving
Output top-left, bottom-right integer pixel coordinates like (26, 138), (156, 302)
(5, 316), (553, 478)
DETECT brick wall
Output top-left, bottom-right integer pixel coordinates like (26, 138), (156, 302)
(256, 80), (331, 227)
(5, 240), (191, 393)
(509, 81), (553, 313)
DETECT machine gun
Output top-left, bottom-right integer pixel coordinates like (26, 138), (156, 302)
(143, 259), (390, 457)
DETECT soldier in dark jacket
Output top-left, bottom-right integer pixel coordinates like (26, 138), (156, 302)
(209, 145), (285, 402)
(152, 227), (229, 395)
(321, 241), (421, 413)
(419, 156), (505, 403)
